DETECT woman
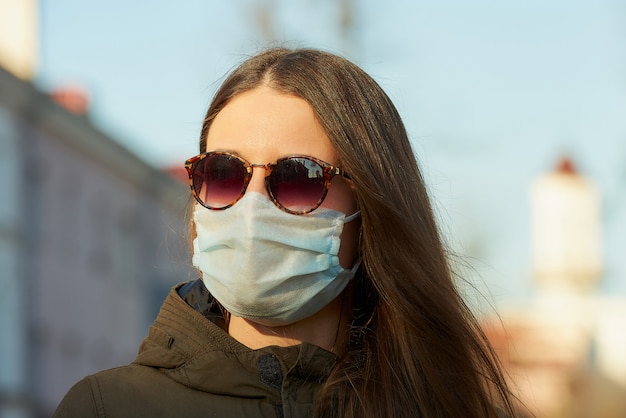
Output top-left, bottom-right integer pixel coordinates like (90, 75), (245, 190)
(54, 48), (519, 417)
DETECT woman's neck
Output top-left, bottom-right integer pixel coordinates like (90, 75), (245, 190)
(228, 292), (348, 353)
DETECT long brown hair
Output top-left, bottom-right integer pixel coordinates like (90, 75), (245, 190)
(199, 48), (520, 418)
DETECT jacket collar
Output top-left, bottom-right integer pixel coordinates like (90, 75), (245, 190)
(133, 280), (338, 404)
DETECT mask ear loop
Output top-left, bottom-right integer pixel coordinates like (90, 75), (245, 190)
(344, 210), (361, 223)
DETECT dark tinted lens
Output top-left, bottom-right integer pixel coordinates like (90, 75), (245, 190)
(269, 158), (325, 212)
(193, 154), (246, 208)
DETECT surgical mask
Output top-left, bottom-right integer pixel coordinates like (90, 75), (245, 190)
(192, 192), (360, 326)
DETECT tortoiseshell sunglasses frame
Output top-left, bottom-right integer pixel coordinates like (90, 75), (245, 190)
(184, 151), (351, 215)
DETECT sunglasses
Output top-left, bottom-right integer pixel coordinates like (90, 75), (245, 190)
(184, 151), (351, 215)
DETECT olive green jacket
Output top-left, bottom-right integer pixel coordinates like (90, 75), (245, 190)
(53, 280), (338, 418)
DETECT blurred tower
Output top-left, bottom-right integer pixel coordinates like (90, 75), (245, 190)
(0, 0), (38, 79)
(530, 157), (603, 294)
(526, 157), (608, 415)
(485, 157), (626, 417)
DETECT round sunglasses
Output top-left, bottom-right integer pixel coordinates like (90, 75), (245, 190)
(184, 151), (352, 215)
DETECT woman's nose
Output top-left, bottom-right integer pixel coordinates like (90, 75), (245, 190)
(245, 166), (269, 197)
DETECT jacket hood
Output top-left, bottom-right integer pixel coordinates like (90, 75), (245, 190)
(133, 280), (338, 405)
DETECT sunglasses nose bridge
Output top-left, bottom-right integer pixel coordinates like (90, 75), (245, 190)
(249, 162), (271, 171)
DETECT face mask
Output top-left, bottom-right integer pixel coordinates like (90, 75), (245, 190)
(192, 192), (360, 326)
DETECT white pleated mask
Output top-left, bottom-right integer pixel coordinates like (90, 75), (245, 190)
(192, 192), (360, 326)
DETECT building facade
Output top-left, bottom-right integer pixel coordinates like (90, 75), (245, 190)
(0, 66), (195, 417)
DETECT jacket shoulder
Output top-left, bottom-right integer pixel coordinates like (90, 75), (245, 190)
(53, 364), (175, 418)
(52, 374), (101, 418)
(53, 363), (272, 418)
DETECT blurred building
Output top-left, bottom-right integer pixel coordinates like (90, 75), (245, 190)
(484, 158), (626, 418)
(0, 62), (195, 417)
(0, 0), (37, 80)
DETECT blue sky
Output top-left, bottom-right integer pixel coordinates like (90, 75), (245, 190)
(36, 0), (626, 304)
